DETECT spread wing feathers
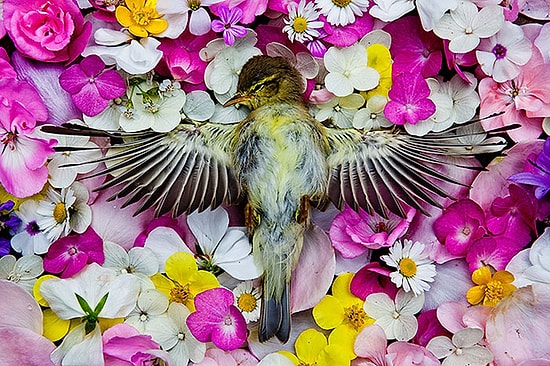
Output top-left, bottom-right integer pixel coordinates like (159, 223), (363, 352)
(42, 122), (241, 217)
(325, 122), (509, 218)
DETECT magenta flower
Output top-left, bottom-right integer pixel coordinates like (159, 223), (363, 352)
(186, 287), (247, 351)
(433, 199), (487, 257)
(350, 262), (398, 301)
(330, 205), (415, 258)
(486, 184), (537, 248)
(102, 323), (171, 366)
(384, 71), (436, 125)
(211, 6), (247, 46)
(384, 15), (443, 78)
(466, 235), (521, 273)
(43, 227), (105, 278)
(509, 137), (550, 200)
(59, 55), (126, 117)
(414, 309), (452, 347)
(3, 0), (91, 63)
(0, 78), (56, 198)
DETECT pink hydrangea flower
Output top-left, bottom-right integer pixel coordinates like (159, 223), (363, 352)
(43, 227), (105, 278)
(330, 205), (415, 258)
(384, 71), (436, 125)
(186, 287), (247, 351)
(0, 48), (17, 80)
(0, 78), (56, 198)
(466, 235), (522, 272)
(59, 55), (126, 117)
(433, 199), (487, 257)
(3, 0), (91, 63)
(102, 323), (171, 366)
(321, 13), (374, 48)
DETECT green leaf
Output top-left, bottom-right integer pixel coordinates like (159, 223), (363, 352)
(84, 320), (96, 335)
(93, 293), (109, 316)
(75, 293), (93, 316)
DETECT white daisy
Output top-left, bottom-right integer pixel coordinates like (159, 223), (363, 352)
(315, 0), (370, 26)
(36, 182), (92, 242)
(381, 239), (436, 295)
(283, 0), (324, 43)
(233, 280), (262, 323)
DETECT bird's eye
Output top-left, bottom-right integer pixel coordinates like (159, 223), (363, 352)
(251, 83), (265, 93)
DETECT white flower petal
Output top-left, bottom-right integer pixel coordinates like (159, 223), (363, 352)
(144, 226), (192, 273)
(184, 90), (215, 121)
(426, 335), (455, 358)
(51, 324), (104, 366)
(187, 207), (229, 254)
(472, 5), (504, 38)
(128, 247), (159, 276)
(103, 241), (131, 271)
(364, 292), (395, 319)
(452, 327), (484, 348)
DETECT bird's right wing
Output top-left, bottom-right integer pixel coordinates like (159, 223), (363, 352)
(42, 121), (241, 217)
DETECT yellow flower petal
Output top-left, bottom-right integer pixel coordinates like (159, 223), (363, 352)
(493, 270), (515, 284)
(472, 266), (492, 285)
(99, 317), (124, 332)
(366, 44), (392, 98)
(295, 329), (327, 364)
(145, 19), (168, 35)
(466, 285), (486, 305)
(115, 6), (133, 28)
(151, 273), (175, 299)
(128, 24), (150, 38)
(278, 351), (300, 365)
(318, 344), (354, 366)
(42, 309), (71, 342)
(189, 271), (220, 295)
(313, 295), (346, 330)
(501, 283), (517, 297)
(332, 272), (360, 307)
(328, 325), (359, 360)
(165, 252), (199, 284)
(33, 274), (59, 307)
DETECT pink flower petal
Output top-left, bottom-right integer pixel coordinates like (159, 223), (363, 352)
(0, 280), (43, 333)
(0, 327), (55, 365)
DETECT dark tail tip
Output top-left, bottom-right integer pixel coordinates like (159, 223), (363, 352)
(258, 284), (290, 343)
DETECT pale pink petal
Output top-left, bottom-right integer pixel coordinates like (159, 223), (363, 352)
(0, 280), (43, 333)
(0, 327), (55, 365)
(354, 324), (387, 361)
(290, 226), (335, 313)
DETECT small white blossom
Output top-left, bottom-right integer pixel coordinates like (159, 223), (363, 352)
(427, 327), (494, 366)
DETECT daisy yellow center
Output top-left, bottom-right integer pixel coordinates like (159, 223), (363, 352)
(332, 0), (351, 7)
(170, 283), (191, 304)
(237, 293), (257, 313)
(292, 16), (308, 33)
(399, 258), (417, 278)
(485, 280), (505, 303)
(344, 303), (368, 331)
(53, 203), (67, 223)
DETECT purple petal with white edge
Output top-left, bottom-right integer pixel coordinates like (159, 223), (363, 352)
(0, 280), (43, 333)
(0, 327), (55, 365)
(95, 70), (127, 100)
(211, 305), (247, 350)
(291, 226), (335, 313)
(59, 65), (91, 94)
(11, 52), (81, 125)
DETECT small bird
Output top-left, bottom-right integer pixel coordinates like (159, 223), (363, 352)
(44, 55), (509, 343)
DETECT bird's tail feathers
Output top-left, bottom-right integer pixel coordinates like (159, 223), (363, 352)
(259, 282), (290, 343)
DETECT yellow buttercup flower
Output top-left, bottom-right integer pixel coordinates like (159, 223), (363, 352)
(280, 328), (354, 366)
(115, 0), (168, 38)
(466, 266), (516, 307)
(151, 252), (219, 311)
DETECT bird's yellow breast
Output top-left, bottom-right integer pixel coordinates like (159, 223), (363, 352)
(233, 103), (328, 222)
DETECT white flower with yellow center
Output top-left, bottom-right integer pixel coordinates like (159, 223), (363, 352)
(232, 280), (261, 323)
(36, 182), (92, 243)
(315, 0), (370, 26)
(283, 0), (324, 43)
(381, 239), (436, 295)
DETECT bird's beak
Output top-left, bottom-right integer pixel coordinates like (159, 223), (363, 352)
(223, 93), (250, 107)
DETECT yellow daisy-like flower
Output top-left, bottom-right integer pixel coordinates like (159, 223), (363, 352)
(280, 328), (353, 366)
(312, 273), (374, 359)
(466, 266), (516, 307)
(151, 252), (219, 311)
(115, 0), (168, 38)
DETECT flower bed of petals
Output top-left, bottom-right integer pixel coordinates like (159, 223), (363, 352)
(1, 0), (550, 365)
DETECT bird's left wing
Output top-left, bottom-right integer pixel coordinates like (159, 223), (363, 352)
(324, 122), (509, 218)
(42, 121), (241, 217)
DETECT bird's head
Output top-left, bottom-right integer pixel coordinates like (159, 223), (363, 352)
(224, 55), (304, 110)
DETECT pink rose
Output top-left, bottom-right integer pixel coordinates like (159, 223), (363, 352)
(3, 0), (92, 63)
